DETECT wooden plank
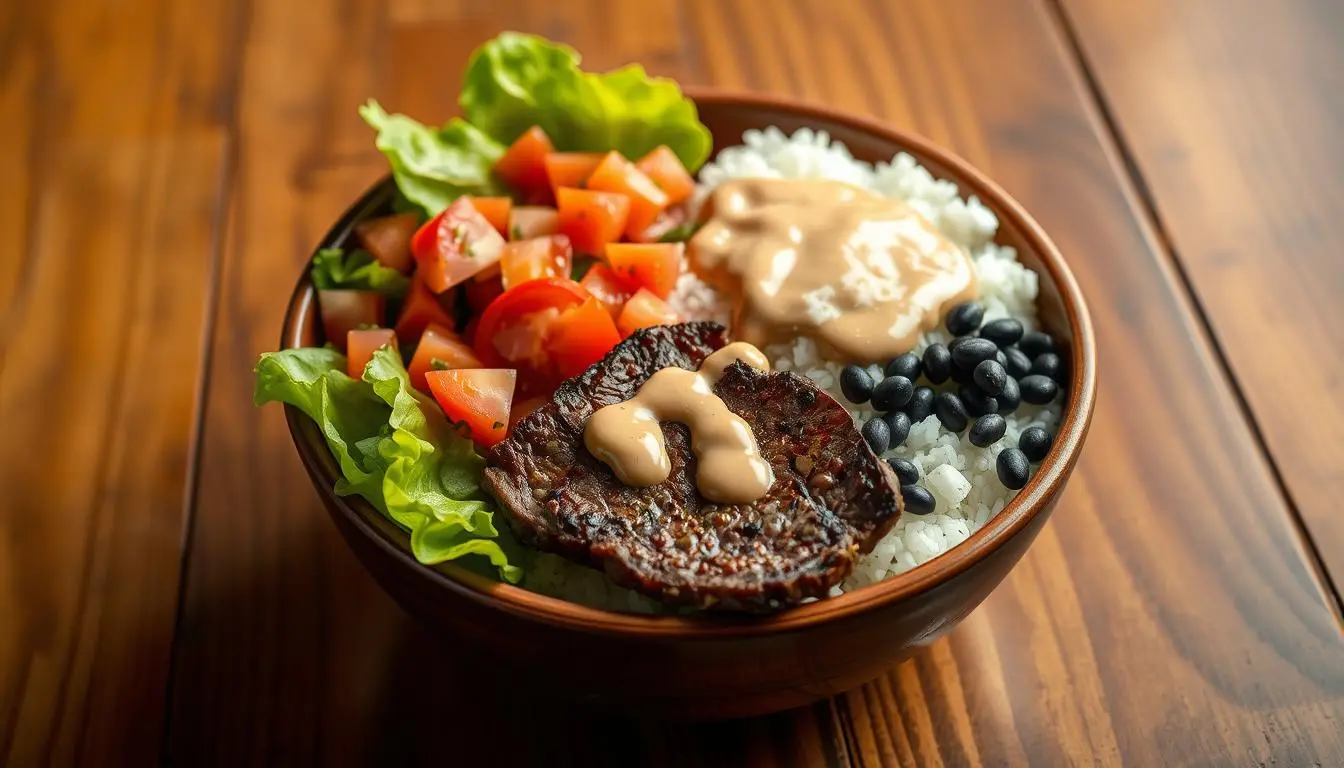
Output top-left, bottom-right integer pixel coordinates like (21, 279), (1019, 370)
(164, 0), (1344, 765)
(0, 0), (234, 762)
(1056, 0), (1344, 593)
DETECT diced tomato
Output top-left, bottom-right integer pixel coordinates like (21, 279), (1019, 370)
(616, 288), (680, 337)
(493, 126), (554, 199)
(508, 395), (547, 432)
(464, 269), (506, 314)
(585, 151), (670, 239)
(556, 188), (630, 255)
(509, 205), (560, 240)
(346, 328), (398, 379)
(465, 196), (512, 236)
(318, 290), (385, 350)
(407, 322), (483, 391)
(635, 146), (696, 205)
(547, 297), (622, 379)
(354, 213), (418, 273)
(474, 278), (590, 390)
(393, 274), (455, 343)
(499, 235), (574, 291)
(604, 242), (684, 299)
(543, 152), (604, 195)
(425, 368), (517, 448)
(578, 263), (632, 316)
(628, 205), (689, 244)
(410, 197), (507, 293)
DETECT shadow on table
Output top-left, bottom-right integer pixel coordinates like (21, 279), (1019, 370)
(359, 615), (837, 767)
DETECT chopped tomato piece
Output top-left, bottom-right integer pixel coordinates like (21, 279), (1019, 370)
(508, 395), (547, 432)
(499, 235), (574, 290)
(346, 328), (398, 379)
(464, 270), (505, 314)
(578, 263), (632, 316)
(635, 146), (696, 205)
(509, 205), (560, 240)
(474, 278), (590, 391)
(407, 322), (483, 391)
(584, 151), (671, 240)
(543, 152), (604, 195)
(393, 274), (455, 343)
(425, 368), (516, 448)
(465, 196), (512, 236)
(616, 288), (680, 337)
(556, 188), (631, 255)
(410, 197), (506, 293)
(318, 290), (385, 350)
(548, 297), (622, 379)
(604, 242), (684, 299)
(628, 204), (689, 244)
(493, 126), (554, 199)
(354, 213), (418, 273)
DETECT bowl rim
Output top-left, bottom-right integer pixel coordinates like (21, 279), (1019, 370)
(281, 87), (1097, 639)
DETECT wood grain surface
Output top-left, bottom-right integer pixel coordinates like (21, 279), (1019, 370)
(1058, 0), (1344, 590)
(0, 0), (232, 764)
(2, 0), (1341, 766)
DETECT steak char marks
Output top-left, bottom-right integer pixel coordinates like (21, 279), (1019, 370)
(483, 322), (904, 612)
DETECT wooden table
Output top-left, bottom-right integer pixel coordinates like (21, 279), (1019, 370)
(4, 0), (1342, 764)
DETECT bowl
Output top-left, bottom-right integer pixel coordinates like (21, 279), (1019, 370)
(280, 89), (1097, 719)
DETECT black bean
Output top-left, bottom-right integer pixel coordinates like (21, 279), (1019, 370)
(904, 386), (935, 423)
(934, 392), (970, 432)
(887, 457), (920, 486)
(1003, 347), (1032, 379)
(922, 343), (951, 384)
(861, 416), (890, 454)
(996, 376), (1021, 415)
(1018, 426), (1053, 463)
(995, 349), (1009, 368)
(969, 413), (1008, 447)
(973, 359), (1008, 396)
(885, 352), (922, 380)
(840, 365), (875, 404)
(996, 448), (1030, 490)
(1019, 374), (1059, 405)
(947, 335), (974, 353)
(945, 302), (985, 336)
(885, 410), (912, 447)
(901, 484), (937, 515)
(979, 317), (1024, 347)
(951, 337), (999, 370)
(959, 384), (999, 417)
(871, 375), (914, 411)
(1030, 352), (1064, 382)
(1018, 331), (1055, 358)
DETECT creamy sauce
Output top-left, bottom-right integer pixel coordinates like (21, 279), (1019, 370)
(689, 178), (978, 361)
(583, 342), (775, 504)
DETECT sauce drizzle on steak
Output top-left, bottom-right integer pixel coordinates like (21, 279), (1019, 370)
(483, 322), (904, 612)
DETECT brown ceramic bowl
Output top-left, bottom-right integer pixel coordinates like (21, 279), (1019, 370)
(281, 89), (1097, 719)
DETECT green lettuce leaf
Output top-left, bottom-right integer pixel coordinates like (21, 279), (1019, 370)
(253, 346), (521, 582)
(254, 347), (389, 506)
(460, 32), (712, 172)
(311, 247), (411, 297)
(363, 347), (521, 581)
(359, 100), (506, 217)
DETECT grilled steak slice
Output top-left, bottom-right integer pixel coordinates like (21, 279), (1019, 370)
(483, 322), (904, 612)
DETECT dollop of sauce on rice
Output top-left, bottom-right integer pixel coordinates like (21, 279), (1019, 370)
(690, 179), (978, 361)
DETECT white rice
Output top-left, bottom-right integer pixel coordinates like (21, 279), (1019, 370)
(524, 127), (1062, 609)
